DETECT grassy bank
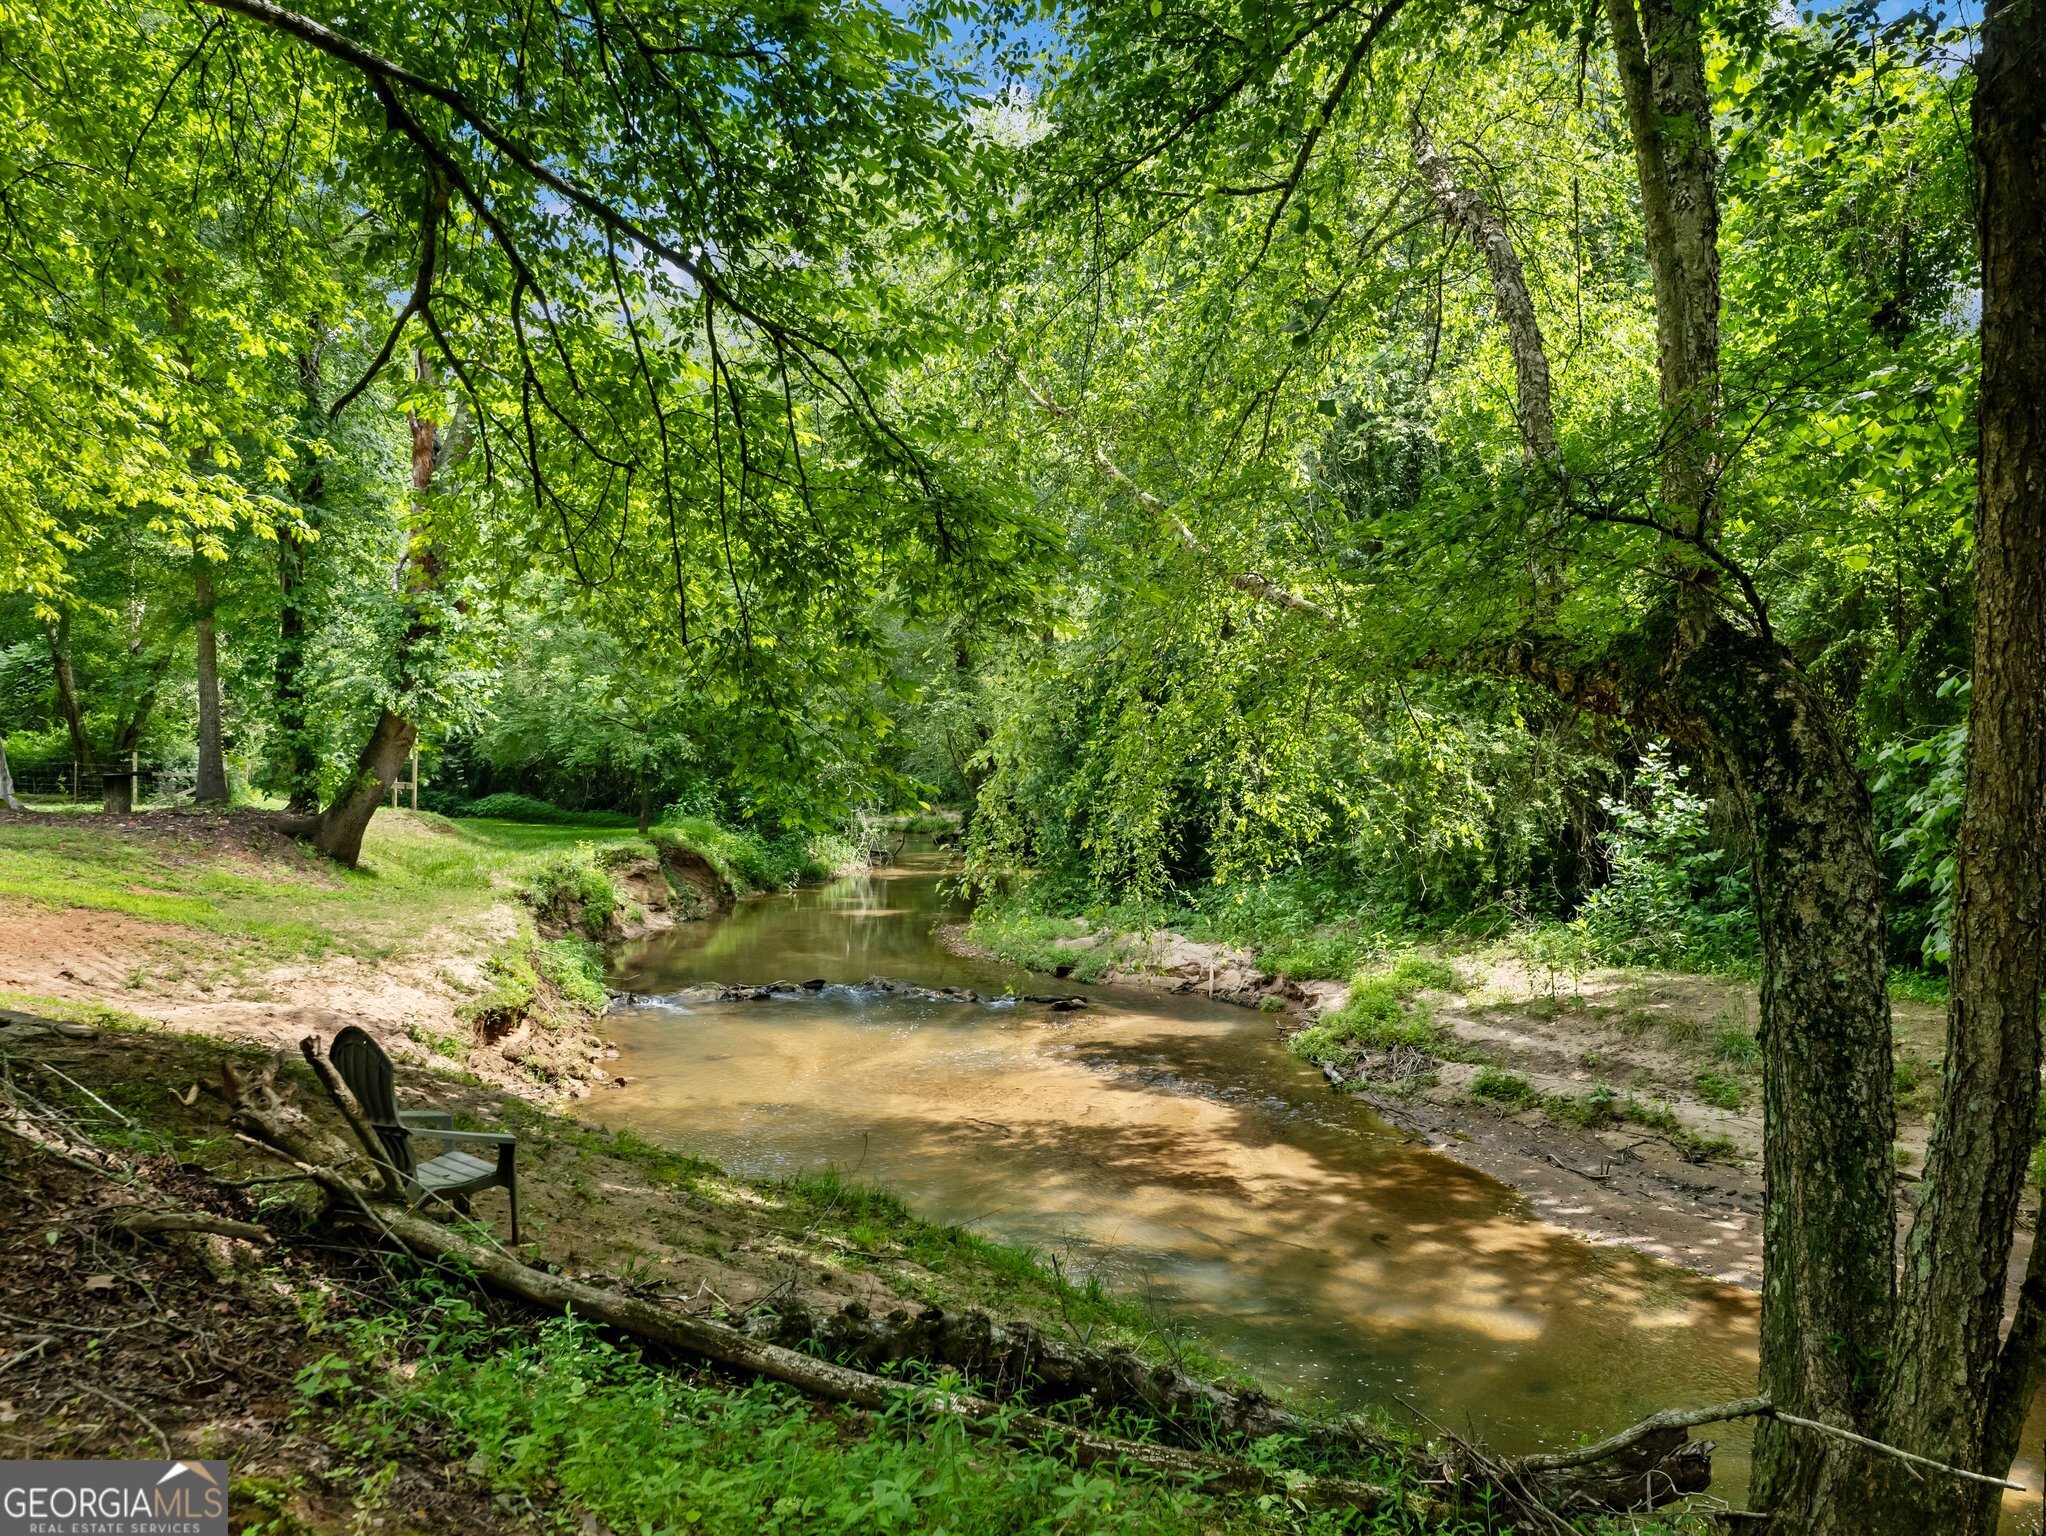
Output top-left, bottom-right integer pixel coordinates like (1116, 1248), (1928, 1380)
(0, 803), (865, 1100)
(0, 807), (640, 961)
(963, 883), (1950, 1183)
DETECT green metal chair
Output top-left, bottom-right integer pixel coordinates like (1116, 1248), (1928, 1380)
(329, 1025), (520, 1243)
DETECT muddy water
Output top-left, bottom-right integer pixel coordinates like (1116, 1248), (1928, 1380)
(599, 858), (1765, 1466)
(594, 854), (2041, 1521)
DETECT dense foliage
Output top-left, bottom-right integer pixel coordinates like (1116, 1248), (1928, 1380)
(1, 0), (1977, 971)
(915, 6), (1979, 977)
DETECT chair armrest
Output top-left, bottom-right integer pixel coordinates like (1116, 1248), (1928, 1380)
(397, 1110), (456, 1130)
(430, 1128), (517, 1147)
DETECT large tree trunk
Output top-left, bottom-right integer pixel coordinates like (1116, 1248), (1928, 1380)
(193, 557), (228, 804)
(1880, 9), (2046, 1533)
(1597, 7), (1900, 1525)
(307, 353), (443, 865)
(0, 734), (21, 810)
(308, 708), (417, 866)
(1661, 628), (1898, 1528)
(45, 613), (92, 790)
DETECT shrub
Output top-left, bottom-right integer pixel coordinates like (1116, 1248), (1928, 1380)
(460, 793), (582, 823)
(1571, 750), (1757, 969)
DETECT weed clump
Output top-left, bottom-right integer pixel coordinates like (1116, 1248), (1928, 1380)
(1287, 954), (1458, 1061)
(1711, 1022), (1761, 1067)
(522, 847), (622, 939)
(461, 932), (610, 1042)
(1470, 1068), (1539, 1107)
(1694, 1072), (1745, 1110)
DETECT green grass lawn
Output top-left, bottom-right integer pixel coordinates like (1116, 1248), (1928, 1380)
(0, 809), (641, 963)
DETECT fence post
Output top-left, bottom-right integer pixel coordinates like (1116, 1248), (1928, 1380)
(410, 744), (419, 811)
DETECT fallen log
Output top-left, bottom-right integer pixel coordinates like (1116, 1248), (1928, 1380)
(742, 1297), (1395, 1457)
(212, 1039), (1423, 1517)
(1505, 1394), (2024, 1496)
(365, 1199), (1419, 1514)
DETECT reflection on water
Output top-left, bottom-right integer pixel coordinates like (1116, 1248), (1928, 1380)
(596, 854), (2042, 1520)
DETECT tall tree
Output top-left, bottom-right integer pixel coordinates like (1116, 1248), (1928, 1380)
(44, 614), (92, 789)
(304, 349), (445, 864)
(1884, 5), (2046, 1533)
(192, 551), (228, 804)
(980, 3), (2000, 1526)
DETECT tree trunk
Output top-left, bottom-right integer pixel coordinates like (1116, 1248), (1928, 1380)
(277, 338), (328, 813)
(275, 527), (318, 811)
(1598, 8), (1899, 1525)
(1410, 115), (1556, 463)
(46, 613), (92, 786)
(308, 352), (442, 866)
(1659, 627), (1898, 1528)
(0, 734), (21, 810)
(306, 709), (416, 865)
(1603, 0), (1719, 547)
(1880, 10), (2046, 1533)
(193, 557), (228, 804)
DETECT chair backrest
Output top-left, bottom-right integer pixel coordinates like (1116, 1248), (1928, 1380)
(329, 1026), (414, 1177)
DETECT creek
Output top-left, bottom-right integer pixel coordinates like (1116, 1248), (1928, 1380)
(595, 851), (2044, 1524)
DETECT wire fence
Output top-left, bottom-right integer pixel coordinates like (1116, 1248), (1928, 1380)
(4, 762), (195, 806)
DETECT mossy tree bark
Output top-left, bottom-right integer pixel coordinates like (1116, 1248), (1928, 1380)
(1660, 630), (1897, 1527)
(1878, 9), (2046, 1534)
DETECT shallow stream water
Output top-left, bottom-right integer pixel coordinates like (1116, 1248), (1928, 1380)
(596, 852), (2046, 1525)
